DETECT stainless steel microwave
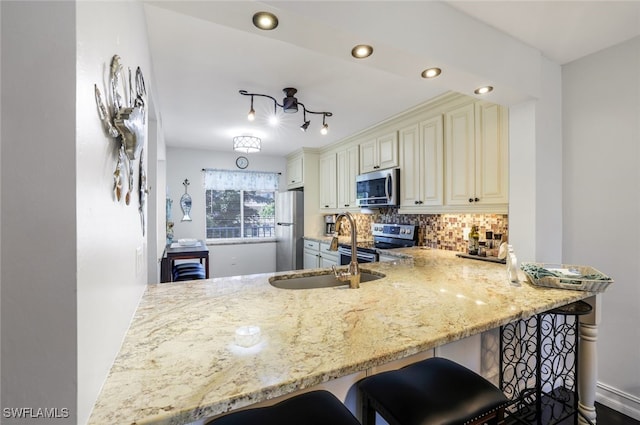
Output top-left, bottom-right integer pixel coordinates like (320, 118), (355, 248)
(356, 168), (400, 208)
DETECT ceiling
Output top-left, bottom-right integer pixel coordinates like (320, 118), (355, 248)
(143, 1), (640, 157)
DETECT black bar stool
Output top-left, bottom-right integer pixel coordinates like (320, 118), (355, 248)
(500, 300), (593, 424)
(204, 390), (361, 425)
(359, 357), (508, 425)
(172, 262), (206, 281)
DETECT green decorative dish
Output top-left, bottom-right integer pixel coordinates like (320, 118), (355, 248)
(521, 262), (613, 293)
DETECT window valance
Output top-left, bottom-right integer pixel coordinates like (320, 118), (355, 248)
(202, 169), (279, 191)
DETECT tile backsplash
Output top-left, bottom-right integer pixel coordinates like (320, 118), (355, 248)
(335, 209), (508, 253)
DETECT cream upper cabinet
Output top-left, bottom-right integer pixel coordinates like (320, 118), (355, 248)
(474, 101), (509, 205)
(359, 131), (398, 173)
(444, 101), (508, 207)
(319, 153), (337, 209)
(337, 145), (359, 209)
(399, 116), (444, 209)
(287, 153), (304, 189)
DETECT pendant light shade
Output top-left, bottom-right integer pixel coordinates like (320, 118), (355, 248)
(233, 136), (261, 153)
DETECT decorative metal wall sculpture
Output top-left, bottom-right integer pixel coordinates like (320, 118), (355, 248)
(180, 179), (192, 222)
(139, 148), (149, 235)
(95, 54), (148, 234)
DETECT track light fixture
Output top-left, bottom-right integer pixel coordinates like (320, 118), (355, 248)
(320, 115), (328, 135)
(239, 88), (332, 135)
(300, 110), (310, 132)
(247, 96), (255, 121)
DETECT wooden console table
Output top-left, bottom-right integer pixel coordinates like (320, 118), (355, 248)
(160, 240), (209, 283)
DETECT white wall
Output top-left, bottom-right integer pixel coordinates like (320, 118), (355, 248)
(208, 243), (276, 278)
(534, 57), (563, 263)
(508, 58), (563, 264)
(165, 147), (286, 279)
(562, 36), (640, 419)
(147, 115), (167, 283)
(508, 100), (537, 261)
(1, 2), (78, 423)
(76, 2), (157, 423)
(166, 146), (286, 237)
(0, 0), (3, 413)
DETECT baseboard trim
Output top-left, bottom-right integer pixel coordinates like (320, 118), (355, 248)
(596, 381), (640, 421)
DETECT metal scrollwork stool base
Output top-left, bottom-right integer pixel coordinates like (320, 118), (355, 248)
(500, 300), (593, 425)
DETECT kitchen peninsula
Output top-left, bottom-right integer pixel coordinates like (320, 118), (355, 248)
(89, 248), (602, 425)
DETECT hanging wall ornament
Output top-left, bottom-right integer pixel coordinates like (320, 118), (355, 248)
(138, 148), (150, 235)
(180, 179), (192, 222)
(94, 55), (147, 204)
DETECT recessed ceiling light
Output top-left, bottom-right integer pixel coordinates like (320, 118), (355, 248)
(474, 86), (494, 95)
(421, 67), (442, 79)
(252, 11), (278, 30)
(351, 44), (373, 59)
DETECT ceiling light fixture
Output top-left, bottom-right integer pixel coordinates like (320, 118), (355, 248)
(239, 88), (333, 135)
(233, 135), (261, 153)
(351, 44), (373, 59)
(421, 67), (442, 79)
(474, 86), (494, 95)
(252, 11), (278, 30)
(300, 110), (310, 132)
(320, 115), (329, 135)
(247, 96), (256, 121)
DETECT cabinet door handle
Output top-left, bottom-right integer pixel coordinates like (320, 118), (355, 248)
(468, 198), (474, 203)
(474, 197), (479, 202)
(324, 205), (329, 208)
(415, 200), (419, 205)
(345, 204), (349, 207)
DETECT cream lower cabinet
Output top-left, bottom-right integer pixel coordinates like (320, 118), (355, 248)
(319, 153), (337, 209)
(303, 239), (339, 269)
(336, 145), (359, 209)
(444, 101), (508, 209)
(303, 239), (320, 269)
(319, 242), (339, 267)
(399, 116), (444, 210)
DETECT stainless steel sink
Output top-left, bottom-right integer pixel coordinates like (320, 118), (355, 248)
(269, 270), (385, 289)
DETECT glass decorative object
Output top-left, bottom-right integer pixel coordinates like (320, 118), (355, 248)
(180, 179), (192, 222)
(166, 197), (174, 245)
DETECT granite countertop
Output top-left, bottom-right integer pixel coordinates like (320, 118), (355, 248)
(89, 248), (595, 425)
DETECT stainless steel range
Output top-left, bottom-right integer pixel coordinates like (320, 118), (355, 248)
(337, 223), (418, 265)
(371, 223), (418, 249)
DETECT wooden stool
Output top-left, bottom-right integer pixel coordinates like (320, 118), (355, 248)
(204, 390), (361, 425)
(359, 357), (508, 425)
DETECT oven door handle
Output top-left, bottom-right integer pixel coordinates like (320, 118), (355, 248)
(338, 247), (378, 263)
(357, 251), (378, 262)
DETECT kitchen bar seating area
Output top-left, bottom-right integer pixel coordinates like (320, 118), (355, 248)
(7, 3), (640, 425)
(87, 248), (609, 425)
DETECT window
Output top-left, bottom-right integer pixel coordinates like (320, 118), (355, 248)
(203, 169), (278, 239)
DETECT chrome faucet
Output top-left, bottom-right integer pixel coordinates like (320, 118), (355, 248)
(329, 212), (360, 289)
